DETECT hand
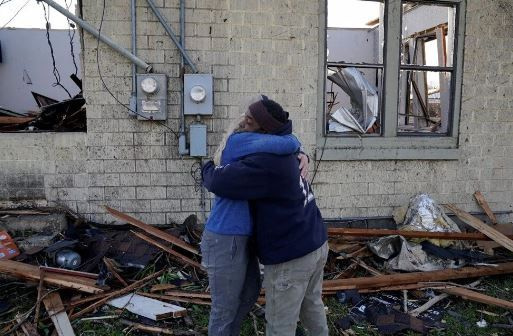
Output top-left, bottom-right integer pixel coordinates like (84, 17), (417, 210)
(298, 153), (309, 179)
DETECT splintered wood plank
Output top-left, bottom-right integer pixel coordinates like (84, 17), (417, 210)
(108, 293), (186, 320)
(104, 206), (199, 256)
(323, 262), (513, 291)
(441, 287), (513, 310)
(70, 269), (165, 320)
(445, 204), (513, 253)
(0, 116), (34, 124)
(43, 292), (76, 336)
(0, 260), (103, 294)
(131, 231), (205, 273)
(473, 191), (498, 225)
(327, 227), (513, 241)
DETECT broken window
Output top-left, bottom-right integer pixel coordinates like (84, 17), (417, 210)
(326, 0), (383, 135)
(324, 0), (463, 141)
(0, 1), (85, 132)
(398, 2), (455, 134)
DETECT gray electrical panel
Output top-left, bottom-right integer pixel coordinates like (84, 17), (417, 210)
(136, 74), (167, 120)
(184, 74), (213, 115)
(189, 124), (207, 157)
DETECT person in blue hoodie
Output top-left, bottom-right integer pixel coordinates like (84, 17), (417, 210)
(201, 95), (309, 335)
(202, 98), (328, 336)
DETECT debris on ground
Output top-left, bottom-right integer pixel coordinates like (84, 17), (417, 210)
(0, 191), (512, 335)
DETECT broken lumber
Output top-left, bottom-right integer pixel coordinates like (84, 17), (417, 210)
(43, 292), (76, 336)
(119, 319), (174, 335)
(0, 116), (34, 124)
(410, 293), (449, 316)
(131, 231), (205, 273)
(0, 260), (104, 294)
(104, 206), (199, 256)
(103, 258), (128, 286)
(108, 293), (186, 320)
(327, 227), (513, 241)
(445, 204), (513, 253)
(474, 191), (498, 225)
(323, 262), (513, 291)
(411, 280), (481, 316)
(70, 269), (165, 320)
(139, 292), (212, 306)
(150, 284), (177, 292)
(440, 287), (513, 310)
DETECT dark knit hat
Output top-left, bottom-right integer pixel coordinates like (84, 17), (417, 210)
(248, 97), (288, 132)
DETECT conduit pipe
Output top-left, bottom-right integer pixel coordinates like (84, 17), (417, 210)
(40, 0), (153, 72)
(145, 0), (197, 73)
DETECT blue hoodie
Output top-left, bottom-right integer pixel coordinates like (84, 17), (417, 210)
(205, 131), (300, 235)
(202, 121), (327, 264)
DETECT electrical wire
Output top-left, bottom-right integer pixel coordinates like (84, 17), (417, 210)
(96, 0), (179, 139)
(64, 0), (78, 75)
(42, 3), (72, 98)
(0, 0), (30, 30)
(190, 160), (204, 192)
(310, 134), (327, 185)
(0, 0), (15, 7)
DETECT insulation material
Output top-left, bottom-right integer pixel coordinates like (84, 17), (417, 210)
(399, 193), (461, 247)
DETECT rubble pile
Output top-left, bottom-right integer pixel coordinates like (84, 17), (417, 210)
(0, 191), (513, 335)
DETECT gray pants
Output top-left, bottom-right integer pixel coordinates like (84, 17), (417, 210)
(263, 242), (329, 336)
(201, 230), (261, 336)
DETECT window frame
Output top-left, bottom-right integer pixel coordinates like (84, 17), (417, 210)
(317, 0), (466, 161)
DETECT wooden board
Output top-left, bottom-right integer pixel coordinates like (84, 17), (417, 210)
(0, 260), (103, 294)
(108, 293), (186, 320)
(473, 191), (498, 225)
(323, 262), (513, 291)
(43, 292), (76, 336)
(131, 231), (205, 273)
(445, 204), (513, 253)
(104, 206), (199, 255)
(441, 286), (513, 310)
(327, 227), (513, 241)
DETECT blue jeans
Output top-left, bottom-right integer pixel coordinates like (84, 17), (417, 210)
(201, 230), (261, 336)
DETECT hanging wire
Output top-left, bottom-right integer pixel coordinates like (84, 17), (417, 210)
(64, 0), (78, 75)
(0, 0), (30, 30)
(96, 0), (180, 139)
(190, 160), (204, 192)
(0, 0), (15, 7)
(42, 3), (72, 98)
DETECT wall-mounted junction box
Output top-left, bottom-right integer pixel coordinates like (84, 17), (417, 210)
(189, 124), (207, 157)
(136, 74), (167, 120)
(184, 74), (213, 115)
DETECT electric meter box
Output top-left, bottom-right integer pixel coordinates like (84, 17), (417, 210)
(184, 74), (213, 115)
(136, 74), (167, 120)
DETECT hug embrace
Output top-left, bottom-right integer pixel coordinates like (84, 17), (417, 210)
(201, 95), (328, 336)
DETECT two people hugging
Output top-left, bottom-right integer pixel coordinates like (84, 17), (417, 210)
(201, 95), (328, 336)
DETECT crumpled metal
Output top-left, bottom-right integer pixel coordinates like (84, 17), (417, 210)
(368, 235), (460, 272)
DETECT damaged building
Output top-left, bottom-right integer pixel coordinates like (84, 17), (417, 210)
(0, 0), (513, 334)
(0, 0), (511, 225)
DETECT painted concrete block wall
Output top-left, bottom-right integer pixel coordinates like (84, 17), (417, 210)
(78, 0), (320, 224)
(0, 0), (511, 225)
(0, 133), (87, 208)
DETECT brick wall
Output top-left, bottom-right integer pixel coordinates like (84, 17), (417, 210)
(0, 0), (511, 225)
